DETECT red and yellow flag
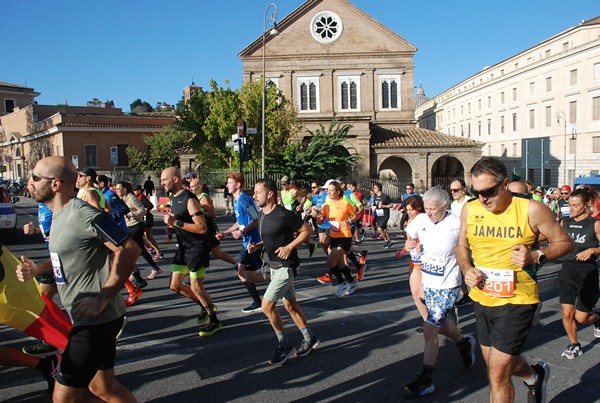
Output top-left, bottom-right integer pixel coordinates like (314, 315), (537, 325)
(0, 245), (71, 350)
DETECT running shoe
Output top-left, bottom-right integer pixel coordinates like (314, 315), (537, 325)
(133, 278), (148, 289)
(524, 361), (550, 403)
(359, 250), (368, 266)
(455, 294), (473, 306)
(382, 241), (390, 248)
(242, 301), (262, 313)
(335, 282), (350, 298)
(359, 228), (366, 242)
(22, 341), (59, 357)
(197, 304), (218, 324)
(296, 335), (320, 357)
(415, 327), (424, 335)
(345, 281), (359, 295)
(152, 253), (163, 261)
(269, 344), (296, 366)
(405, 373), (435, 396)
(317, 273), (333, 285)
(593, 317), (600, 338)
(385, 241), (394, 249)
(146, 268), (163, 279)
(459, 335), (476, 368)
(561, 343), (583, 359)
(199, 320), (223, 337)
(309, 243), (319, 257)
(356, 264), (367, 281)
(125, 289), (143, 306)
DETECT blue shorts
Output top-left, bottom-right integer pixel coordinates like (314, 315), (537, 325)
(237, 248), (262, 271)
(423, 286), (460, 328)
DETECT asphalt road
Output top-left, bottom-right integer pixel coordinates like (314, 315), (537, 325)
(1, 196), (599, 402)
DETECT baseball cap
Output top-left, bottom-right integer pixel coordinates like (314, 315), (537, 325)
(79, 167), (97, 184)
(324, 179), (335, 188)
(183, 172), (196, 180)
(560, 185), (571, 193)
(281, 175), (290, 183)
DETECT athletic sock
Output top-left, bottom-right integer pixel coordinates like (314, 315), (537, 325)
(330, 266), (345, 283)
(299, 326), (312, 342)
(341, 266), (354, 283)
(244, 282), (262, 305)
(347, 252), (360, 268)
(276, 331), (289, 347)
(524, 371), (538, 386)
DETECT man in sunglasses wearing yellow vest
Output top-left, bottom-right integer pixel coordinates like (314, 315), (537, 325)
(457, 157), (572, 403)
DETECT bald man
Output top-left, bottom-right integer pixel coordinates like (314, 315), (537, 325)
(161, 167), (222, 336)
(16, 156), (140, 402)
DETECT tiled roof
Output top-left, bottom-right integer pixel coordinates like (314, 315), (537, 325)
(581, 16), (600, 26)
(371, 126), (484, 148)
(0, 81), (35, 91)
(59, 122), (168, 128)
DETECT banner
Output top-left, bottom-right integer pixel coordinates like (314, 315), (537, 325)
(0, 245), (71, 350)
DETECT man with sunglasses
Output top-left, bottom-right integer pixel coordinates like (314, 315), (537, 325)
(457, 157), (572, 403)
(558, 185), (572, 219)
(399, 183), (419, 237)
(450, 179), (473, 307)
(17, 156), (140, 402)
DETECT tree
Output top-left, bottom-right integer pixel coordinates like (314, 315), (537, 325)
(130, 99), (154, 114)
(265, 121), (361, 182)
(126, 126), (190, 174)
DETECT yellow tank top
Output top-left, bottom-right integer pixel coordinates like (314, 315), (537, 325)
(466, 196), (539, 306)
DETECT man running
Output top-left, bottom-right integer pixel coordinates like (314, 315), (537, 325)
(217, 172), (264, 313)
(457, 157), (572, 403)
(17, 156), (140, 402)
(161, 167), (222, 336)
(249, 178), (319, 365)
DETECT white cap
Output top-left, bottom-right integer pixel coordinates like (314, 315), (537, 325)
(324, 179), (335, 188)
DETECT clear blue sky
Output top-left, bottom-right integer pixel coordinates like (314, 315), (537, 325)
(2, 0), (598, 111)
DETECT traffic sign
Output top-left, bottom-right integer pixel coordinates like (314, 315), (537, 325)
(110, 146), (119, 165)
(237, 120), (246, 136)
(231, 133), (240, 141)
(5, 156), (13, 163)
(226, 140), (236, 147)
(247, 127), (257, 134)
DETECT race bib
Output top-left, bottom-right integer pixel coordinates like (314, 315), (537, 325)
(375, 209), (384, 216)
(50, 252), (67, 285)
(420, 255), (446, 277)
(477, 266), (515, 297)
(329, 221), (341, 232)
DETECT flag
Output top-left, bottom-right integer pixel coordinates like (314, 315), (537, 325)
(0, 245), (71, 350)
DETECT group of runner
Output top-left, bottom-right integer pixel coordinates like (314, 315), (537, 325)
(5, 155), (600, 403)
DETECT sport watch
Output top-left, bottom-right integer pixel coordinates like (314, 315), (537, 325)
(534, 250), (546, 267)
(175, 220), (184, 228)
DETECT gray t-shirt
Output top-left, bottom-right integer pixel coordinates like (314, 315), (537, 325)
(49, 198), (126, 326)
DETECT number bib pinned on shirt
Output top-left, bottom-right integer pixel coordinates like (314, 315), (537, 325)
(50, 252), (67, 285)
(477, 266), (515, 297)
(420, 255), (446, 277)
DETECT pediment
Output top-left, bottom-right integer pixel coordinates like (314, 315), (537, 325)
(239, 0), (416, 60)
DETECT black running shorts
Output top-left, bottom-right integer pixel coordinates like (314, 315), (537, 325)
(473, 302), (536, 356)
(57, 315), (124, 388)
(559, 261), (599, 312)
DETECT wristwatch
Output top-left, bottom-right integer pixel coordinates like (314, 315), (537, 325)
(534, 250), (546, 266)
(175, 220), (184, 228)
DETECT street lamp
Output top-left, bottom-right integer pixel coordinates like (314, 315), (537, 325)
(262, 3), (279, 177)
(556, 111), (567, 185)
(571, 124), (578, 182)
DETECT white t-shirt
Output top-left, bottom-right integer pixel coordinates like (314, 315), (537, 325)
(405, 212), (462, 289)
(450, 197), (470, 217)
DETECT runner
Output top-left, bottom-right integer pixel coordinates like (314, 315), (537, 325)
(189, 177), (237, 266)
(558, 187), (600, 359)
(248, 178), (319, 365)
(396, 195), (428, 329)
(217, 172), (265, 313)
(17, 155), (140, 402)
(160, 167), (222, 337)
(373, 182), (394, 248)
(404, 187), (475, 396)
(457, 156), (573, 403)
(314, 181), (360, 297)
(450, 179), (473, 307)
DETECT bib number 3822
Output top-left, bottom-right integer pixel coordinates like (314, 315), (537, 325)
(478, 267), (514, 298)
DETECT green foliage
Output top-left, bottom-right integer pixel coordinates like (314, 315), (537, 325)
(126, 126), (190, 174)
(130, 99), (154, 114)
(265, 121), (361, 183)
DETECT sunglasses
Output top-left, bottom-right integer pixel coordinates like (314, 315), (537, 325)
(32, 173), (61, 182)
(311, 186), (318, 189)
(561, 192), (569, 195)
(471, 181), (503, 198)
(450, 188), (464, 193)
